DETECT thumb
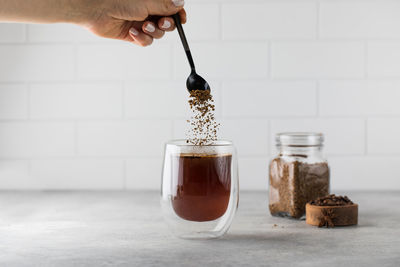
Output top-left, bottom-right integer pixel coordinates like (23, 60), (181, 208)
(146, 0), (185, 16)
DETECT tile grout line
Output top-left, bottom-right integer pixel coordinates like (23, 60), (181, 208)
(8, 76), (400, 84)
(2, 115), (400, 123)
(73, 43), (79, 81)
(365, 119), (368, 156)
(364, 40), (368, 157)
(121, 81), (126, 119)
(170, 43), (175, 79)
(316, 0), (320, 40)
(74, 120), (79, 156)
(364, 41), (369, 79)
(24, 24), (29, 43)
(218, 2), (223, 41)
(217, 81), (223, 118)
(7, 154), (400, 161)
(123, 159), (127, 190)
(267, 41), (272, 79)
(171, 119), (175, 140)
(268, 120), (272, 155)
(27, 159), (33, 178)
(316, 80), (320, 117)
(26, 83), (31, 120)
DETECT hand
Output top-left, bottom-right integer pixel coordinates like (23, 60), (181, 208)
(79, 0), (187, 46)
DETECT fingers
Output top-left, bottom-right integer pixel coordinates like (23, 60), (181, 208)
(129, 24), (154, 47)
(142, 21), (165, 39)
(127, 19), (168, 46)
(179, 9), (187, 24)
(158, 17), (175, 31)
(125, 5), (188, 47)
(157, 9), (187, 32)
(130, 13), (184, 45)
(146, 0), (185, 16)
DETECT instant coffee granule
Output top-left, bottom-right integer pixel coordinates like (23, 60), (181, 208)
(186, 90), (219, 146)
(269, 158), (330, 219)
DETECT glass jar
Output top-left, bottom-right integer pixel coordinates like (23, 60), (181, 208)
(269, 133), (330, 219)
(161, 140), (239, 239)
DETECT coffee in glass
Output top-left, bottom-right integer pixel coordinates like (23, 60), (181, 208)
(161, 140), (238, 239)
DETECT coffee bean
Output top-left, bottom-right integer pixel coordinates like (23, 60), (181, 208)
(309, 194), (354, 206)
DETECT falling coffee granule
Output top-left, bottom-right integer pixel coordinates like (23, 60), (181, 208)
(186, 90), (219, 146)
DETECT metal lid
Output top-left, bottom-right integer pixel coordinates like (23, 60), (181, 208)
(276, 132), (324, 147)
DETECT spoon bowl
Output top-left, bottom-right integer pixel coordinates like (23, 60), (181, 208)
(187, 71), (210, 92)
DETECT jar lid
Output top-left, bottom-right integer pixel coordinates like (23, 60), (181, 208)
(276, 132), (324, 147)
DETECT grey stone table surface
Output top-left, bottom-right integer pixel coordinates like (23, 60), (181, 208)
(0, 191), (399, 267)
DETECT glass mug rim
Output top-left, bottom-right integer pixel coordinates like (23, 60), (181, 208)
(166, 139), (233, 147)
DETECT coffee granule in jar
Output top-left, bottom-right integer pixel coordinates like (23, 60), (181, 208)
(186, 90), (219, 146)
(269, 158), (330, 219)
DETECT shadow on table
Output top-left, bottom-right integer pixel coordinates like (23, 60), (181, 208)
(219, 220), (373, 242)
(219, 231), (307, 242)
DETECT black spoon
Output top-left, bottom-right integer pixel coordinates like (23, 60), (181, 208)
(172, 14), (210, 92)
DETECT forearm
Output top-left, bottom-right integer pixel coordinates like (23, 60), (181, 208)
(0, 0), (91, 24)
(0, 0), (186, 46)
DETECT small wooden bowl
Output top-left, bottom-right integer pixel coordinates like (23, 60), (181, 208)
(306, 203), (358, 227)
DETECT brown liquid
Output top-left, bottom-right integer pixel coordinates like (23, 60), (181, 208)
(172, 154), (232, 222)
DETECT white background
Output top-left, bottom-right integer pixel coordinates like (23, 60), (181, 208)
(0, 0), (400, 190)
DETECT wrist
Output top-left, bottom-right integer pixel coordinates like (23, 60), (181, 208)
(65, 0), (103, 25)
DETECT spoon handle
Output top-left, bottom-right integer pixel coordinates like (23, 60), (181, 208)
(172, 14), (196, 72)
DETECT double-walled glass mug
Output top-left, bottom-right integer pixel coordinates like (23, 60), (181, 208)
(161, 140), (239, 239)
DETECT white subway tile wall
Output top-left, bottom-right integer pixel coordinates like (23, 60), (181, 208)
(0, 45), (74, 81)
(126, 158), (163, 190)
(222, 81), (317, 117)
(175, 43), (269, 79)
(0, 84), (28, 119)
(0, 122), (75, 158)
(319, 2), (400, 39)
(0, 24), (26, 43)
(77, 120), (171, 157)
(367, 42), (400, 77)
(0, 0), (399, 190)
(30, 83), (123, 119)
(30, 159), (124, 190)
(271, 42), (365, 78)
(222, 2), (317, 40)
